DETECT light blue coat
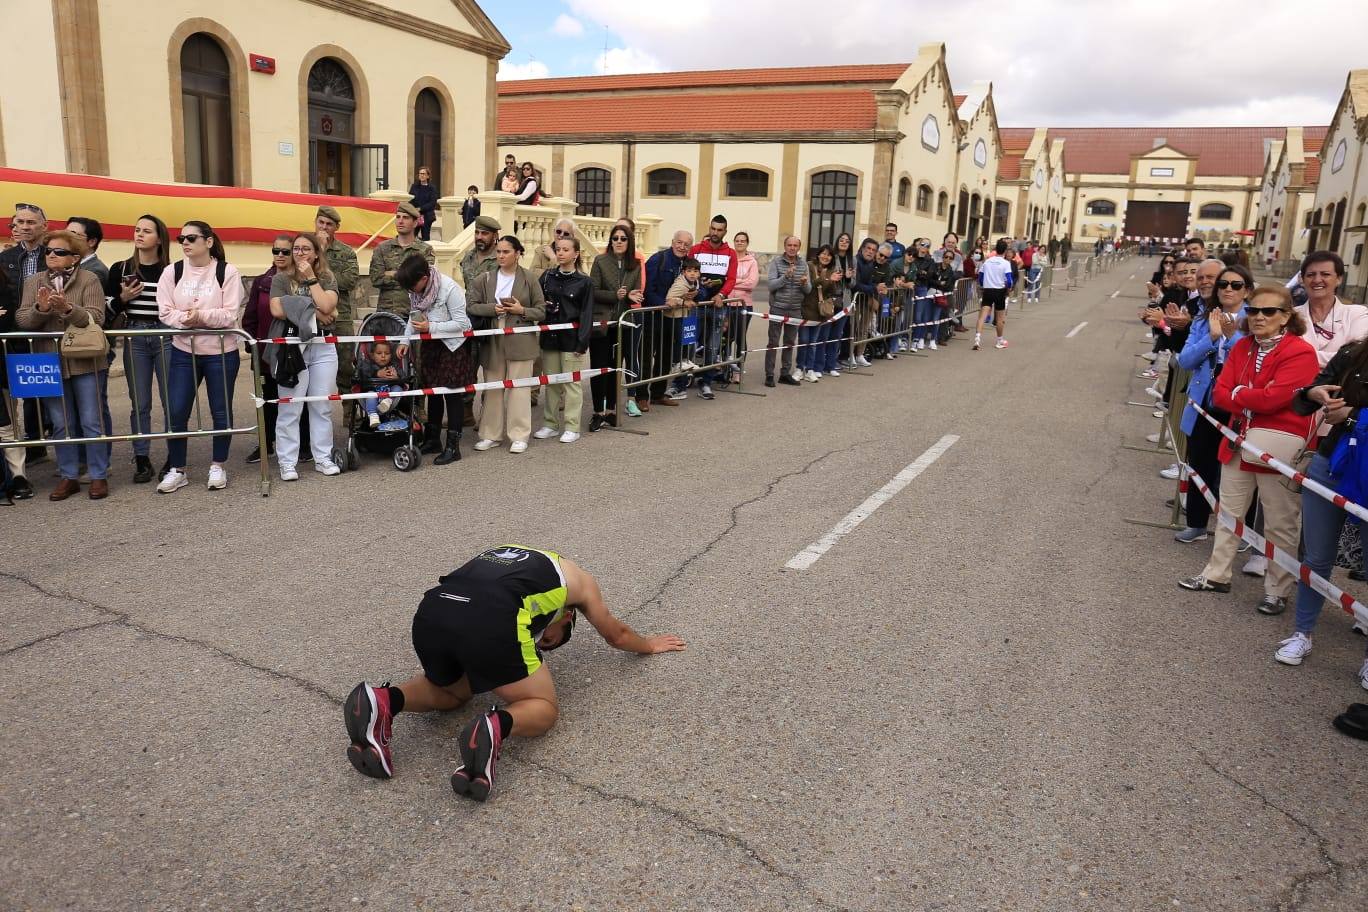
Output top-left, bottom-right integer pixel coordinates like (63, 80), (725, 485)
(1177, 305), (1245, 435)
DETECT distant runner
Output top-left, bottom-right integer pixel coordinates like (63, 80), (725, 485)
(975, 239), (1014, 350)
(344, 545), (686, 801)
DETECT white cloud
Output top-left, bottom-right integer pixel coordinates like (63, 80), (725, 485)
(498, 60), (550, 81)
(594, 47), (664, 76)
(563, 0), (1364, 127)
(551, 14), (584, 38)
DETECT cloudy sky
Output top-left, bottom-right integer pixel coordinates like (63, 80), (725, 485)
(489, 0), (1366, 128)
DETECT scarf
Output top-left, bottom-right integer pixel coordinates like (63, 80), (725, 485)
(408, 266), (441, 313)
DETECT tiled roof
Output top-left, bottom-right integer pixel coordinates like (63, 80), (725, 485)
(998, 154), (1024, 181)
(1303, 158), (1322, 186)
(498, 90), (878, 138)
(1000, 127), (1034, 151)
(498, 64), (909, 96)
(953, 94), (966, 107)
(1046, 127), (1318, 177)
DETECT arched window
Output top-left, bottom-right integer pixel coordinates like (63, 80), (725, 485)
(992, 200), (1010, 234)
(1198, 202), (1233, 220)
(575, 167), (612, 218)
(806, 170), (858, 251)
(897, 177), (911, 209)
(725, 168), (769, 198)
(646, 167), (686, 197)
(937, 191), (948, 217)
(916, 184), (932, 213)
(1085, 199), (1116, 216)
(180, 34), (234, 186)
(413, 88), (443, 193)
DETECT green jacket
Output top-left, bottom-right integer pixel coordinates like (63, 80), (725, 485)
(460, 247), (498, 290)
(369, 237), (434, 313)
(324, 239), (359, 326)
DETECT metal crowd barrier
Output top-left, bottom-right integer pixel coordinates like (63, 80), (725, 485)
(1, 328), (271, 496)
(1124, 364), (1193, 531)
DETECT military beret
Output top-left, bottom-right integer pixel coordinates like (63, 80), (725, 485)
(474, 215), (502, 232)
(315, 205), (342, 225)
(396, 201), (420, 219)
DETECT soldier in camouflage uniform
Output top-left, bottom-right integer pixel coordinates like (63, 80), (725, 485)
(455, 215), (501, 427)
(369, 201), (435, 317)
(316, 206), (360, 397)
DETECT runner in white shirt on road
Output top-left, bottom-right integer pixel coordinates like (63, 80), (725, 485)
(975, 239), (1014, 350)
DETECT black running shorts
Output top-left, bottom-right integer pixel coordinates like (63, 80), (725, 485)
(981, 287), (1008, 311)
(411, 594), (533, 694)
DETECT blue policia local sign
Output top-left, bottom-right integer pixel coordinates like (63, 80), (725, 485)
(6, 353), (64, 398)
(680, 314), (699, 346)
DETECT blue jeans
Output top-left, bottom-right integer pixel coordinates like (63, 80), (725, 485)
(45, 370), (109, 480)
(123, 321), (171, 457)
(913, 287), (937, 343)
(364, 384), (404, 417)
(167, 347), (241, 468)
(823, 314), (846, 371)
(1294, 453), (1344, 635)
(695, 307), (725, 383)
(798, 323), (830, 370)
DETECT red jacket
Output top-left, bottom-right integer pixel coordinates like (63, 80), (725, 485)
(689, 240), (738, 298)
(1212, 333), (1319, 471)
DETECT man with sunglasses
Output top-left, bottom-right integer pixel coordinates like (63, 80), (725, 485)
(0, 203), (52, 491)
(344, 545), (685, 802)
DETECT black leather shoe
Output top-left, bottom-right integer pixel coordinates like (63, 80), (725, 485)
(9, 475), (33, 500)
(1332, 711), (1368, 741)
(764, 377), (776, 388)
(589, 414), (605, 433)
(133, 456), (154, 484)
(433, 434), (461, 466)
(778, 375), (801, 386)
(419, 429), (443, 455)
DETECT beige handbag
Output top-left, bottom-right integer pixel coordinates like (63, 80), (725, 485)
(1240, 427), (1308, 472)
(60, 319), (109, 359)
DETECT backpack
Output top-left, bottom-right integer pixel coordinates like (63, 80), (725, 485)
(173, 259), (229, 289)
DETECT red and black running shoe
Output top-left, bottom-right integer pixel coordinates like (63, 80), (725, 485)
(344, 682), (394, 779)
(451, 709), (503, 802)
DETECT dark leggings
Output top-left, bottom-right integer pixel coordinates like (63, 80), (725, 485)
(426, 392), (464, 437)
(588, 335), (617, 412)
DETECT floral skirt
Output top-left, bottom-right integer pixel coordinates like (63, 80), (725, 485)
(420, 340), (478, 389)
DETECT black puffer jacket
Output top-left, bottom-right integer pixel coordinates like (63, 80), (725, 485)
(539, 267), (594, 353)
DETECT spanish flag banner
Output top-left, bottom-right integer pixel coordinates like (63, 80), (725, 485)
(1, 168), (396, 248)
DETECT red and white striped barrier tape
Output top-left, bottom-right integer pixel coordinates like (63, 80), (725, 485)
(1182, 462), (1368, 628)
(1187, 399), (1368, 525)
(253, 368), (620, 407)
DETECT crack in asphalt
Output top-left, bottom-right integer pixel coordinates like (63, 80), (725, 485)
(528, 760), (857, 912)
(0, 570), (341, 705)
(620, 443), (866, 621)
(1197, 753), (1345, 910)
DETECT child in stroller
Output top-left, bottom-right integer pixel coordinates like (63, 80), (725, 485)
(357, 340), (404, 431)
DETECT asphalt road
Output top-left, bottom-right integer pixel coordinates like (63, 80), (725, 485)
(3, 257), (1366, 911)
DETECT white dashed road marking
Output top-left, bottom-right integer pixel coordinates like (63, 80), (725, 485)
(785, 435), (960, 570)
(1066, 322), (1088, 338)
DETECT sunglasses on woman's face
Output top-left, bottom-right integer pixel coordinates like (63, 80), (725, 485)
(1215, 280), (1246, 290)
(44, 248), (75, 258)
(271, 248), (291, 256)
(1247, 306), (1287, 317)
(555, 229), (573, 238)
(176, 234), (203, 244)
(611, 234), (628, 242)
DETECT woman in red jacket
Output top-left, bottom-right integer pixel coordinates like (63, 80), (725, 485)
(1180, 285), (1319, 615)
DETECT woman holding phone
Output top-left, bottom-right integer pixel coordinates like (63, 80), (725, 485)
(105, 214), (172, 483)
(588, 227), (643, 428)
(467, 236), (546, 453)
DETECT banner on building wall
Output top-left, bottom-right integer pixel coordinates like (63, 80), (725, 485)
(0, 168), (395, 248)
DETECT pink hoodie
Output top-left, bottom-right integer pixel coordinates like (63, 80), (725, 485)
(157, 260), (245, 355)
(732, 253), (759, 307)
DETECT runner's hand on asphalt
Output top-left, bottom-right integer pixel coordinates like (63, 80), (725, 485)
(641, 634), (687, 654)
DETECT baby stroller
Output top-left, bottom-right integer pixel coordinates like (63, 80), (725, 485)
(343, 311), (424, 471)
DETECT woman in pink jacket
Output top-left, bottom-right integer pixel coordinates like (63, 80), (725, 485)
(155, 221), (245, 494)
(729, 231), (759, 383)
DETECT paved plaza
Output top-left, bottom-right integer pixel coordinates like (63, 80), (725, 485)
(3, 264), (1366, 911)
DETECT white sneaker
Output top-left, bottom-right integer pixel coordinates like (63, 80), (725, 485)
(1159, 464), (1180, 480)
(804, 370), (818, 382)
(1144, 386), (1164, 399)
(1359, 658), (1368, 691)
(790, 369), (803, 382)
(315, 459), (341, 476)
(156, 468), (188, 495)
(828, 367), (841, 377)
(473, 439), (498, 451)
(813, 370), (823, 379)
(857, 356), (872, 367)
(1274, 632), (1312, 666)
(1242, 554), (1268, 577)
(206, 465), (227, 490)
(280, 466), (299, 482)
(1353, 618), (1368, 636)
(1153, 409), (1166, 419)
(973, 334), (981, 351)
(1146, 432), (1161, 444)
(509, 440), (528, 454)
(995, 338), (1008, 349)
(928, 340), (938, 351)
(368, 413), (380, 429)
(533, 426), (559, 440)
(559, 431), (580, 444)
(1142, 351), (1159, 362)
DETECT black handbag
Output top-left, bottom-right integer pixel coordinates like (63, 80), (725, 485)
(267, 317), (306, 387)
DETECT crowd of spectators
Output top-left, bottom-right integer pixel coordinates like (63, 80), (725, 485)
(0, 197), (1055, 506)
(1137, 238), (1368, 722)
